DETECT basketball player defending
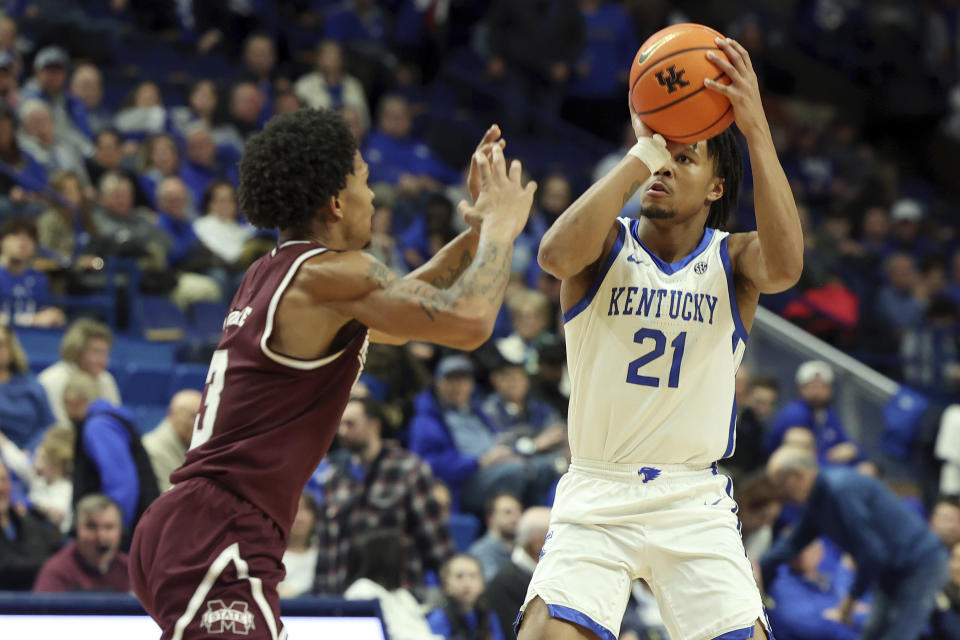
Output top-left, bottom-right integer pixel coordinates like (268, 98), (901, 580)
(129, 110), (536, 640)
(517, 38), (801, 640)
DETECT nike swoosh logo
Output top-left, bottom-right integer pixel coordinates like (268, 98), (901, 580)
(636, 32), (682, 65)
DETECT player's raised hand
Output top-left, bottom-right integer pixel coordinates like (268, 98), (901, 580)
(457, 144), (536, 240)
(466, 124), (507, 205)
(703, 38), (768, 137)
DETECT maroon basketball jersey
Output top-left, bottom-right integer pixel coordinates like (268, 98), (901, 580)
(170, 241), (368, 537)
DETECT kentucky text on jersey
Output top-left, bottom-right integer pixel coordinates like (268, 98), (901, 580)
(607, 286), (718, 323)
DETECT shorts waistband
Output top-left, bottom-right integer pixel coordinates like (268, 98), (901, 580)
(569, 457), (714, 481)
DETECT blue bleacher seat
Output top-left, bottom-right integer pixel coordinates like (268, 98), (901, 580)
(190, 301), (227, 343)
(131, 404), (169, 435)
(447, 512), (481, 552)
(15, 327), (63, 368)
(132, 296), (190, 343)
(168, 363), (209, 396)
(111, 335), (176, 368)
(118, 363), (172, 406)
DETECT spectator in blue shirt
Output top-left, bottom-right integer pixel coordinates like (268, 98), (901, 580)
(363, 94), (461, 190)
(409, 355), (555, 515)
(928, 541), (960, 640)
(0, 325), (55, 451)
(63, 371), (159, 535)
(564, 0), (637, 142)
(21, 46), (93, 152)
(428, 553), (506, 640)
(761, 446), (949, 640)
(180, 122), (237, 207)
(875, 252), (927, 334)
(0, 218), (66, 328)
(766, 537), (865, 640)
(765, 360), (863, 466)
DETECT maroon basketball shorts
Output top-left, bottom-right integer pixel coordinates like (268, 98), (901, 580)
(130, 478), (288, 640)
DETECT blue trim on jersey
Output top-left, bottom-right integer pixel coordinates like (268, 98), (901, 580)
(723, 398), (738, 459)
(629, 219), (715, 275)
(719, 236), (749, 351)
(546, 604), (617, 640)
(562, 221), (626, 324)
(712, 626), (756, 639)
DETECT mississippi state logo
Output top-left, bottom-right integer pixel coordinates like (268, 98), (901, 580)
(200, 600), (256, 635)
(694, 261), (708, 274)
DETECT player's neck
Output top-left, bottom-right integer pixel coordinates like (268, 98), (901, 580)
(277, 225), (348, 250)
(634, 214), (709, 263)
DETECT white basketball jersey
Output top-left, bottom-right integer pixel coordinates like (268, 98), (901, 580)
(563, 217), (748, 465)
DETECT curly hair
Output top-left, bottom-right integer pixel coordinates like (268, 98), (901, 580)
(705, 128), (743, 230)
(239, 109), (357, 232)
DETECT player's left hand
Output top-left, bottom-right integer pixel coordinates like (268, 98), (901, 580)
(467, 124), (507, 206)
(703, 38), (768, 138)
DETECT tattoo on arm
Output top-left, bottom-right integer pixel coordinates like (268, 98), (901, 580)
(622, 179), (645, 207)
(429, 250), (474, 289)
(365, 260), (396, 288)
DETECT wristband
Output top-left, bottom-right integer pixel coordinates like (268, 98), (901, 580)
(627, 134), (670, 174)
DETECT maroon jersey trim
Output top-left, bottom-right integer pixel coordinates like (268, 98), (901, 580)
(259, 246), (347, 370)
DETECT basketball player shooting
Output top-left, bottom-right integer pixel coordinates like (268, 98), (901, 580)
(128, 109), (536, 640)
(517, 36), (802, 640)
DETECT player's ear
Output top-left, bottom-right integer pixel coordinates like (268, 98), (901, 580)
(706, 177), (724, 203)
(324, 194), (345, 222)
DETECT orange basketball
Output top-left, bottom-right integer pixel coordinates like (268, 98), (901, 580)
(629, 23), (735, 143)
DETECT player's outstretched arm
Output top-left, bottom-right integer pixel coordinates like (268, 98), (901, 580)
(400, 125), (507, 290)
(705, 38), (803, 293)
(537, 112), (670, 281)
(319, 147), (536, 349)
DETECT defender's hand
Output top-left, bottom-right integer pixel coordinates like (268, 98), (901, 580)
(466, 124), (507, 205)
(458, 145), (537, 240)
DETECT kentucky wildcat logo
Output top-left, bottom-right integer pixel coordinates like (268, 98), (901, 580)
(201, 600), (256, 635)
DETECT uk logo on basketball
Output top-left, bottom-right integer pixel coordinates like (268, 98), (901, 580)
(200, 600), (256, 635)
(655, 65), (690, 93)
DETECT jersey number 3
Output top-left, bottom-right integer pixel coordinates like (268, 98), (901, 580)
(190, 349), (228, 450)
(625, 329), (686, 388)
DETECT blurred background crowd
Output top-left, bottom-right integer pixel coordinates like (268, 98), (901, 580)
(0, 1), (959, 639)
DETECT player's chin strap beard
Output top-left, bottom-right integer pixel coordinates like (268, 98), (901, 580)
(641, 206), (675, 220)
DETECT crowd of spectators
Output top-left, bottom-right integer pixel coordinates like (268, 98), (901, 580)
(0, 2), (957, 640)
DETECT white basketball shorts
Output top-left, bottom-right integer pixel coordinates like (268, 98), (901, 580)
(517, 458), (773, 640)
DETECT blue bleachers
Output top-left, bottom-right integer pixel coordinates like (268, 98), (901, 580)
(168, 363), (209, 396)
(447, 512), (481, 552)
(131, 404), (168, 435)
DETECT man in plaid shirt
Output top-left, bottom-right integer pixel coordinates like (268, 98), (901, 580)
(312, 396), (454, 594)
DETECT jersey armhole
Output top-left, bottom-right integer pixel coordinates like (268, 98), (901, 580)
(561, 220), (627, 324)
(260, 247), (352, 370)
(719, 235), (749, 351)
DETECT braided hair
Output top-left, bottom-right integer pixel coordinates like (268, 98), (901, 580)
(704, 127), (743, 230)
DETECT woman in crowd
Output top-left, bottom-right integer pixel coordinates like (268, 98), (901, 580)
(37, 318), (120, 427)
(0, 324), (55, 450)
(278, 493), (320, 598)
(428, 554), (505, 640)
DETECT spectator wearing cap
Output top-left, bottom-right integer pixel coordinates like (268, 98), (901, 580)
(482, 349), (567, 471)
(761, 446), (949, 639)
(294, 40), (370, 132)
(887, 198), (938, 263)
(409, 355), (557, 515)
(21, 46), (92, 153)
(0, 50), (19, 109)
(0, 218), (65, 328)
(313, 396), (453, 595)
(33, 493), (129, 592)
(764, 361), (864, 466)
(17, 99), (89, 185)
